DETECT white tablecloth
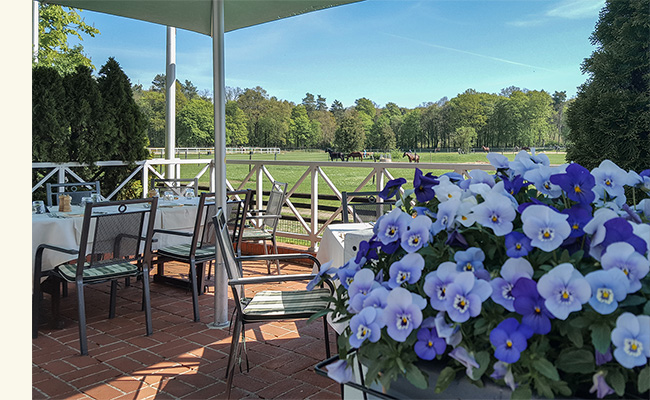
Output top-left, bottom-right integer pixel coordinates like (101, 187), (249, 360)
(32, 198), (200, 275)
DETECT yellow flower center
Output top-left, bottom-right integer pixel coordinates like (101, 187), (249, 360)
(605, 179), (612, 186)
(515, 243), (522, 250)
(447, 193), (453, 198)
(492, 215), (498, 222)
(572, 223), (579, 230)
(428, 340), (433, 348)
(574, 185), (582, 193)
(506, 340), (513, 348)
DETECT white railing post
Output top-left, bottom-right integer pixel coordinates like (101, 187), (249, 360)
(256, 163), (263, 214)
(310, 165), (319, 251)
(141, 161), (149, 197)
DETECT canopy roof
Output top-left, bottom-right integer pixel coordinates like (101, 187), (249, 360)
(40, 0), (362, 36)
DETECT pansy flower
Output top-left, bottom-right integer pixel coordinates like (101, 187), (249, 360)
(600, 241), (650, 293)
(444, 272), (492, 323)
(592, 159), (630, 199)
(400, 215), (431, 253)
(362, 286), (389, 310)
(549, 163), (596, 204)
(435, 178), (463, 203)
(486, 152), (510, 172)
(521, 204), (571, 252)
(610, 313), (650, 369)
(326, 359), (353, 384)
(585, 269), (629, 315)
(512, 277), (554, 334)
(336, 256), (365, 289)
(504, 231), (532, 258)
(489, 318), (531, 363)
(524, 164), (566, 198)
(561, 204), (593, 238)
(434, 311), (462, 347)
(414, 317), (447, 360)
(430, 198), (460, 235)
(380, 287), (423, 342)
(471, 193), (516, 236)
(413, 168), (439, 203)
(537, 263), (591, 320)
(378, 177), (406, 200)
(306, 260), (336, 291)
(423, 262), (458, 311)
(454, 247), (485, 275)
(349, 307), (383, 348)
(375, 208), (410, 245)
(490, 258), (534, 312)
(501, 174), (530, 196)
(388, 252), (425, 288)
(490, 361), (516, 391)
(449, 346), (480, 378)
(589, 371), (615, 399)
(348, 269), (381, 313)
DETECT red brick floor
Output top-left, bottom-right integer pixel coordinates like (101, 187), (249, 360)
(32, 255), (341, 399)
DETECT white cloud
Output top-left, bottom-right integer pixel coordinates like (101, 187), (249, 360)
(545, 0), (605, 20)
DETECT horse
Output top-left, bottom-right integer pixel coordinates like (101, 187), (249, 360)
(403, 152), (420, 163)
(325, 148), (345, 161)
(521, 146), (531, 152)
(348, 151), (363, 161)
(482, 145), (490, 152)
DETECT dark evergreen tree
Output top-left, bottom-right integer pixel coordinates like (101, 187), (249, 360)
(32, 66), (69, 162)
(566, 0), (650, 171)
(334, 111), (365, 153)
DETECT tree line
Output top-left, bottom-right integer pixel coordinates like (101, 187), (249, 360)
(134, 80), (571, 154)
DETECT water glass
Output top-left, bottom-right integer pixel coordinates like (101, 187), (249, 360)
(32, 200), (46, 214)
(184, 188), (195, 199)
(91, 193), (103, 203)
(163, 191), (174, 201)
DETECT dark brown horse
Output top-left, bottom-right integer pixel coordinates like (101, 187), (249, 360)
(348, 151), (363, 161)
(482, 145), (490, 152)
(325, 148), (345, 161)
(403, 152), (420, 163)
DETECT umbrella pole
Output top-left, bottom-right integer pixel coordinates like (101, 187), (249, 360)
(165, 27), (176, 178)
(210, 0), (229, 329)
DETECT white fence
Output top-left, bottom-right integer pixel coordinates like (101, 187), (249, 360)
(149, 147), (280, 158)
(32, 158), (494, 249)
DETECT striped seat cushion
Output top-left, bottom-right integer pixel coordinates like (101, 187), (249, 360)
(57, 262), (139, 283)
(242, 229), (273, 241)
(243, 288), (330, 316)
(157, 244), (216, 261)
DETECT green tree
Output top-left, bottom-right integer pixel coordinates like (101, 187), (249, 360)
(368, 115), (396, 151)
(316, 95), (328, 111)
(334, 111), (366, 153)
(355, 97), (376, 119)
(32, 66), (69, 162)
(330, 100), (345, 121)
(225, 101), (248, 146)
(302, 93), (316, 113)
(312, 109), (337, 148)
(35, 4), (99, 75)
(398, 109), (422, 150)
(237, 86), (270, 146)
(566, 0), (650, 170)
(135, 90), (166, 147)
(452, 126), (477, 152)
(551, 91), (568, 144)
(289, 105), (316, 148)
(177, 98), (215, 147)
(181, 80), (199, 100)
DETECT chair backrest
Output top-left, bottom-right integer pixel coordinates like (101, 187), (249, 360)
(263, 181), (287, 231)
(191, 192), (217, 253)
(46, 181), (101, 207)
(341, 190), (396, 223)
(75, 197), (158, 278)
(151, 178), (199, 197)
(213, 208), (245, 307)
(226, 189), (252, 255)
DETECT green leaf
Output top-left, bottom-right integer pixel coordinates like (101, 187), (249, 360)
(590, 324), (611, 354)
(556, 349), (595, 373)
(511, 384), (532, 400)
(533, 358), (560, 381)
(643, 301), (650, 316)
(638, 366), (650, 393)
(567, 327), (583, 348)
(434, 366), (456, 394)
(405, 364), (429, 389)
(608, 370), (625, 396)
(619, 295), (646, 307)
(533, 376), (555, 399)
(470, 351), (490, 381)
(569, 316), (591, 329)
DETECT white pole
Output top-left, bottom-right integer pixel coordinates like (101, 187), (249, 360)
(165, 26), (177, 179)
(32, 0), (39, 62)
(210, 0), (229, 328)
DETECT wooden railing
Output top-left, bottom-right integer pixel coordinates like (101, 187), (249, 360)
(32, 158), (494, 249)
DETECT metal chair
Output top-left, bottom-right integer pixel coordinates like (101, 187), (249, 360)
(213, 208), (333, 399)
(151, 177), (199, 197)
(240, 181), (287, 274)
(32, 197), (158, 355)
(152, 192), (217, 322)
(341, 190), (396, 223)
(45, 181), (101, 207)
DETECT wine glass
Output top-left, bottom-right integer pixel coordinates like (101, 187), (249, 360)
(163, 191), (174, 201)
(184, 188), (195, 199)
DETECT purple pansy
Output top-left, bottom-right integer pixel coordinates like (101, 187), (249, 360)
(434, 311), (462, 347)
(349, 307), (383, 348)
(599, 218), (648, 258)
(362, 286), (390, 310)
(595, 347), (613, 366)
(454, 247), (486, 275)
(348, 269), (381, 313)
(306, 260), (336, 291)
(490, 361), (516, 391)
(471, 194), (516, 236)
(504, 231), (533, 258)
(502, 174), (530, 196)
(549, 163), (596, 204)
(430, 198), (460, 235)
(444, 272), (493, 323)
(355, 239), (380, 263)
(336, 256), (365, 289)
(381, 287), (423, 342)
(512, 278), (554, 335)
(326, 359), (353, 384)
(592, 159), (630, 199)
(561, 204), (593, 238)
(524, 165), (565, 198)
(521, 204), (571, 252)
(378, 177), (406, 200)
(610, 313), (650, 369)
(490, 258), (534, 312)
(537, 263), (591, 320)
(388, 252), (425, 288)
(489, 318), (530, 363)
(449, 347), (480, 378)
(413, 168), (439, 203)
(486, 152), (510, 171)
(584, 269), (629, 315)
(589, 371), (615, 399)
(435, 179), (463, 203)
(600, 241), (650, 293)
(400, 215), (431, 253)
(375, 208), (410, 246)
(423, 262), (459, 311)
(414, 318), (447, 360)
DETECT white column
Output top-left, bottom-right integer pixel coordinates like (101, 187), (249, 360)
(211, 0), (229, 328)
(165, 27), (177, 179)
(32, 0), (39, 61)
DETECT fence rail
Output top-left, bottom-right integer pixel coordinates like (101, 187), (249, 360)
(149, 147), (281, 158)
(32, 158), (494, 249)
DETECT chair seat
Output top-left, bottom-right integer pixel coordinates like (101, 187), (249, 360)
(56, 262), (139, 283)
(242, 288), (330, 317)
(157, 244), (216, 261)
(242, 228), (273, 241)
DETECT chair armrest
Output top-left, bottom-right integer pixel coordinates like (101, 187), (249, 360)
(244, 214), (282, 221)
(229, 273), (317, 286)
(36, 243), (78, 256)
(237, 253), (320, 267)
(153, 229), (193, 237)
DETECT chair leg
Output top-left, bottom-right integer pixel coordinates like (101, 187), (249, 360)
(188, 259), (200, 322)
(61, 281), (68, 297)
(32, 277), (42, 339)
(141, 267), (153, 336)
(263, 239), (270, 274)
(272, 237), (280, 274)
(76, 281), (89, 356)
(225, 314), (243, 399)
(323, 317), (331, 358)
(109, 280), (118, 319)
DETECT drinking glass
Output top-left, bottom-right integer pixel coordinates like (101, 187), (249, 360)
(184, 188), (195, 199)
(91, 193), (103, 203)
(32, 200), (46, 214)
(164, 191), (174, 201)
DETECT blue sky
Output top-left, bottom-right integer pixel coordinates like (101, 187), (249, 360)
(74, 0), (604, 109)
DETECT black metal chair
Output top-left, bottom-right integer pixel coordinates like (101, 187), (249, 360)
(150, 178), (199, 197)
(213, 208), (333, 398)
(240, 181), (287, 274)
(341, 190), (396, 223)
(32, 197), (158, 355)
(45, 181), (101, 207)
(152, 192), (216, 322)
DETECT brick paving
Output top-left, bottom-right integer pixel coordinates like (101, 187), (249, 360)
(33, 248), (340, 400)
